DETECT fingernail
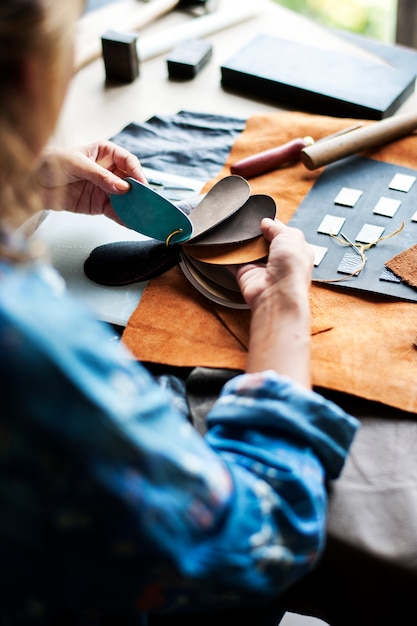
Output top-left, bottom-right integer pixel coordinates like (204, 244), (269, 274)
(115, 179), (130, 191)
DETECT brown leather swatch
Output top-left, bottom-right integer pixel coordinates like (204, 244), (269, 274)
(385, 244), (417, 288)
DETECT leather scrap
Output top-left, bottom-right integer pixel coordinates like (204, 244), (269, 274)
(385, 244), (417, 288)
(123, 265), (334, 370)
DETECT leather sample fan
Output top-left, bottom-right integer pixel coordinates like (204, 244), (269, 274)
(108, 175), (277, 308)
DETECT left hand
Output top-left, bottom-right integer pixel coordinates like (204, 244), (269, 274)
(37, 141), (147, 221)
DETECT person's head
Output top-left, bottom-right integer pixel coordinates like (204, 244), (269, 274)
(0, 0), (83, 231)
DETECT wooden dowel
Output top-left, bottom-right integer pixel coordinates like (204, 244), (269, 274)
(300, 110), (417, 170)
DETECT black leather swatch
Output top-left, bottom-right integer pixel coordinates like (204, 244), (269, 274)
(84, 239), (181, 286)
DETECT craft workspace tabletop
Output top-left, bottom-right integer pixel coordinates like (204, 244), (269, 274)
(44, 2), (417, 623)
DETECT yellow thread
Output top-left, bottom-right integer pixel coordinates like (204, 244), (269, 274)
(316, 221), (405, 283)
(165, 229), (183, 246)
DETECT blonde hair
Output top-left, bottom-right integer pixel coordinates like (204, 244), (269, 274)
(0, 0), (81, 258)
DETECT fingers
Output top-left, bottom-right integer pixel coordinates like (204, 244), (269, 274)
(262, 218), (313, 265)
(95, 141), (147, 189)
(260, 217), (286, 242)
(261, 218), (307, 248)
(64, 141), (146, 194)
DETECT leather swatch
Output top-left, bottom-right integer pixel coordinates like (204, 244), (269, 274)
(84, 239), (181, 286)
(385, 244), (417, 288)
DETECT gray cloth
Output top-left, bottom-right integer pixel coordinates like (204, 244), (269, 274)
(110, 110), (246, 181)
(275, 390), (417, 625)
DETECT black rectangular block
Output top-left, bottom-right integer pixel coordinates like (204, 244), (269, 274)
(220, 34), (416, 120)
(101, 30), (139, 83)
(166, 39), (213, 80)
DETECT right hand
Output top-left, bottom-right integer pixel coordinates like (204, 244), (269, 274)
(233, 218), (314, 311)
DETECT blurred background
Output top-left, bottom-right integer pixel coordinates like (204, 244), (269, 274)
(85, 0), (398, 42)
(274, 0), (396, 42)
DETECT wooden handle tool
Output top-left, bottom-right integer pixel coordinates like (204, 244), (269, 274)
(301, 110), (417, 170)
(230, 136), (314, 179)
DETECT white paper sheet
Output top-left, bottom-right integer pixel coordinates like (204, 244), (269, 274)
(33, 211), (149, 327)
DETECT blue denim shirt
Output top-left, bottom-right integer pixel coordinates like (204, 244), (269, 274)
(0, 259), (358, 622)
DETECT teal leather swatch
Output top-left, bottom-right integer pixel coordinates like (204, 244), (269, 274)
(110, 177), (193, 244)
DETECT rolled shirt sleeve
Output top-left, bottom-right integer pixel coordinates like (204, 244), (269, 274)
(171, 371), (359, 596)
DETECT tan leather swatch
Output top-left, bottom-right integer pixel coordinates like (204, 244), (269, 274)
(386, 244), (417, 288)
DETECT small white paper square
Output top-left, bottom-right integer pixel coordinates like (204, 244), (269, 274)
(411, 210), (417, 222)
(317, 214), (345, 235)
(355, 223), (385, 244)
(373, 196), (401, 218)
(309, 243), (328, 266)
(389, 173), (416, 193)
(334, 187), (363, 207)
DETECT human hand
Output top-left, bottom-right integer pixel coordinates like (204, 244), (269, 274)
(37, 141), (146, 221)
(234, 218), (314, 311)
(234, 218), (314, 385)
